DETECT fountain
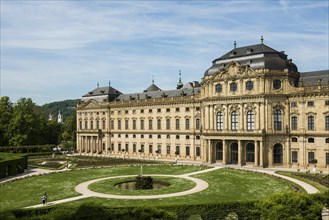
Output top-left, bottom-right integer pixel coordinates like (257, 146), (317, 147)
(135, 165), (153, 189)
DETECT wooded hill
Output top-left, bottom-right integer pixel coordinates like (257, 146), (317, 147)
(42, 99), (79, 121)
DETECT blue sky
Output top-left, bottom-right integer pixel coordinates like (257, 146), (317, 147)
(1, 0), (328, 105)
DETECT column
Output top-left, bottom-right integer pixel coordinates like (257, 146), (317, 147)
(286, 139), (290, 168)
(205, 105), (209, 130)
(210, 105), (214, 130)
(223, 139), (227, 165)
(240, 103), (244, 130)
(255, 140), (259, 166)
(225, 104), (229, 131)
(238, 140), (242, 166)
(260, 140), (264, 167)
(257, 102), (261, 130)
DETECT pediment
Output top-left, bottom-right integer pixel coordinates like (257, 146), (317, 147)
(80, 99), (101, 109)
(210, 61), (257, 81)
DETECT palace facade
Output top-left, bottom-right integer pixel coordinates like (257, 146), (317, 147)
(76, 41), (329, 169)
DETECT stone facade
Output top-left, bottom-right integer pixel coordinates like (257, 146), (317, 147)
(76, 42), (329, 169)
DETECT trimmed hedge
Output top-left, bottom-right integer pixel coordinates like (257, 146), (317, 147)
(0, 153), (28, 178)
(0, 145), (56, 153)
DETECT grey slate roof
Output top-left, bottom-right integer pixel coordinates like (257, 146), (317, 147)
(144, 83), (162, 92)
(82, 86), (122, 97)
(300, 70), (329, 86)
(115, 87), (200, 101)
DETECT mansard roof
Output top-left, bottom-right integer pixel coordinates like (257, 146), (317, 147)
(143, 83), (161, 92)
(115, 87), (200, 101)
(300, 70), (329, 86)
(82, 86), (122, 97)
(204, 43), (298, 76)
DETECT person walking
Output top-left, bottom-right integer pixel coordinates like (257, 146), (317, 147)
(44, 192), (48, 205)
(41, 195), (46, 205)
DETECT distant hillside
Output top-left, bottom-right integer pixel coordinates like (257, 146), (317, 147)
(42, 99), (79, 121)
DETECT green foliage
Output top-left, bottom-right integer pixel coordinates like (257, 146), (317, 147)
(41, 99), (78, 120)
(0, 97), (13, 146)
(254, 192), (323, 220)
(0, 145), (56, 153)
(0, 153), (28, 178)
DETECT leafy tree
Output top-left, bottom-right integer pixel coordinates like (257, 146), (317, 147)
(8, 98), (46, 146)
(0, 96), (13, 145)
(61, 115), (76, 142)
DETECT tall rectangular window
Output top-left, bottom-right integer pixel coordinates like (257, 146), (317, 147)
(157, 119), (161, 130)
(186, 146), (190, 156)
(326, 153), (329, 165)
(175, 119), (180, 130)
(103, 120), (106, 130)
(90, 121), (94, 130)
(246, 111), (254, 130)
(157, 145), (161, 154)
(274, 109), (282, 130)
(175, 146), (180, 155)
(308, 152), (315, 163)
(308, 116), (314, 130)
(118, 144), (121, 152)
(196, 118), (200, 130)
(166, 146), (170, 155)
(217, 112), (224, 130)
(133, 144), (136, 153)
(111, 120), (114, 129)
(166, 118), (170, 130)
(149, 145), (153, 154)
(140, 145), (144, 153)
(196, 146), (201, 157)
(96, 120), (99, 129)
(291, 151), (298, 163)
(79, 121), (82, 130)
(149, 119), (153, 130)
(132, 119), (136, 130)
(140, 119), (144, 130)
(84, 120), (88, 129)
(125, 119), (129, 130)
(291, 116), (298, 130)
(118, 120), (121, 130)
(326, 116), (329, 130)
(125, 144), (129, 152)
(185, 118), (190, 130)
(231, 111), (238, 130)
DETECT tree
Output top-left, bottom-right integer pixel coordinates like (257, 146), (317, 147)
(8, 98), (46, 146)
(0, 96), (13, 146)
(61, 115), (76, 142)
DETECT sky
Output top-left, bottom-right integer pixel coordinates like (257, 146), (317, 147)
(1, 0), (328, 105)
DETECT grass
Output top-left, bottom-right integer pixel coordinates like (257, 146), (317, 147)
(88, 176), (196, 195)
(276, 171), (328, 193)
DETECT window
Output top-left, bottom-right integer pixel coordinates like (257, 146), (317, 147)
(196, 135), (200, 140)
(246, 81), (253, 91)
(90, 120), (94, 129)
(125, 144), (129, 152)
(186, 146), (190, 156)
(166, 135), (170, 139)
(291, 116), (298, 130)
(196, 107), (200, 111)
(132, 110), (136, 114)
(140, 145), (144, 153)
(326, 138), (329, 143)
(308, 137), (314, 143)
(102, 120), (106, 129)
(141, 134), (144, 138)
(149, 134), (152, 138)
(84, 120), (88, 129)
(215, 84), (222, 93)
(141, 109), (144, 113)
(196, 146), (201, 157)
(292, 151), (298, 163)
(125, 110), (128, 114)
(176, 135), (180, 139)
(118, 144), (121, 152)
(186, 135), (190, 139)
(326, 116), (329, 130)
(246, 143), (255, 162)
(149, 145), (153, 154)
(149, 119), (153, 130)
(308, 116), (314, 130)
(196, 118), (200, 130)
(133, 144), (136, 153)
(140, 119), (144, 130)
(156, 145), (161, 154)
(175, 146), (180, 155)
(118, 120), (121, 130)
(185, 107), (190, 112)
(185, 118), (190, 130)
(291, 102), (297, 107)
(176, 118), (180, 130)
(149, 109), (152, 113)
(133, 134), (136, 138)
(217, 112), (224, 130)
(166, 146), (170, 155)
(308, 152), (315, 163)
(125, 134), (128, 138)
(96, 120), (99, 129)
(291, 137), (298, 142)
(79, 121), (82, 130)
(157, 119), (161, 130)
(273, 144), (283, 163)
(133, 119), (136, 130)
(175, 108), (180, 112)
(246, 111), (254, 130)
(230, 82), (237, 92)
(325, 100), (329, 106)
(166, 108), (170, 112)
(166, 118), (170, 130)
(110, 120), (114, 129)
(111, 144), (114, 151)
(125, 119), (129, 129)
(307, 101), (314, 107)
(231, 111), (238, 130)
(157, 108), (161, 113)
(273, 79), (281, 89)
(274, 109), (282, 130)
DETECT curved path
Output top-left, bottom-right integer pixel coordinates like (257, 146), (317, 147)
(25, 166), (320, 209)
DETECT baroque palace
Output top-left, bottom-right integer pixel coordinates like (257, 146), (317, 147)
(76, 40), (329, 169)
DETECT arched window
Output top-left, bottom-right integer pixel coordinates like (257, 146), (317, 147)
(308, 116), (314, 130)
(274, 109), (282, 130)
(217, 112), (224, 130)
(186, 135), (190, 139)
(291, 137), (298, 142)
(216, 142), (223, 160)
(308, 138), (314, 143)
(246, 143), (255, 162)
(246, 81), (253, 91)
(176, 135), (180, 139)
(149, 119), (153, 130)
(175, 119), (180, 130)
(231, 111), (238, 130)
(230, 82), (237, 92)
(273, 144), (283, 163)
(273, 79), (281, 89)
(196, 118), (200, 130)
(185, 118), (190, 130)
(215, 84), (222, 93)
(291, 116), (298, 130)
(166, 118), (170, 130)
(246, 111), (254, 130)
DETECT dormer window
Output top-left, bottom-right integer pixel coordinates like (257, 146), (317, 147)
(247, 48), (253, 54)
(230, 51), (237, 57)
